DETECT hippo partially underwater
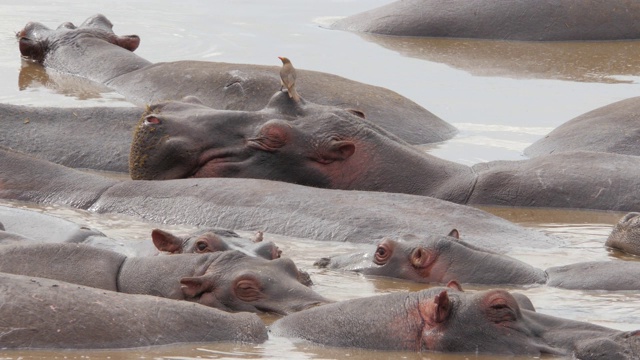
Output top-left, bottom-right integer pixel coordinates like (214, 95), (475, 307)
(330, 0), (640, 41)
(0, 242), (328, 314)
(15, 14), (454, 145)
(317, 229), (640, 291)
(0, 272), (268, 349)
(270, 284), (640, 358)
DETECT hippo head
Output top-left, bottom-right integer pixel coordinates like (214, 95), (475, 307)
(316, 230), (546, 285)
(152, 228), (281, 260)
(605, 212), (640, 257)
(128, 93), (395, 190)
(17, 14), (140, 64)
(271, 284), (636, 356)
(179, 250), (329, 314)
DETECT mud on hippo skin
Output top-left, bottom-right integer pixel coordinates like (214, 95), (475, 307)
(318, 230), (640, 291)
(0, 243), (328, 314)
(0, 272), (267, 349)
(16, 14), (455, 145)
(331, 0), (640, 41)
(270, 283), (640, 358)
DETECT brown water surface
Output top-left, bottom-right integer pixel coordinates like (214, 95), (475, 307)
(0, 1), (639, 359)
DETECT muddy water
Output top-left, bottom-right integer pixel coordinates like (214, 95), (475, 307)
(0, 0), (639, 359)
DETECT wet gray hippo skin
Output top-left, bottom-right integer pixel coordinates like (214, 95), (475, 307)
(0, 205), (105, 243)
(16, 14), (455, 145)
(331, 0), (640, 41)
(0, 147), (556, 250)
(270, 285), (640, 358)
(606, 212), (640, 257)
(0, 243), (327, 315)
(317, 231), (640, 291)
(0, 104), (141, 172)
(129, 96), (640, 212)
(525, 97), (640, 158)
(0, 273), (267, 349)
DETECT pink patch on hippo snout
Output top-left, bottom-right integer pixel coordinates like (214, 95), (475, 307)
(144, 116), (161, 125)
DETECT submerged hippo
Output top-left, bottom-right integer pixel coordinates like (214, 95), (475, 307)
(0, 146), (556, 250)
(128, 95), (640, 212)
(525, 96), (640, 158)
(0, 272), (267, 349)
(0, 243), (328, 314)
(270, 284), (640, 358)
(152, 228), (280, 260)
(316, 230), (640, 291)
(15, 14), (455, 145)
(606, 212), (640, 257)
(331, 0), (640, 41)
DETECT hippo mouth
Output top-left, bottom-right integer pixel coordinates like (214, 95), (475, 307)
(189, 147), (251, 178)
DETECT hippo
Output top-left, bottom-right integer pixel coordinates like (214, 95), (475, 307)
(0, 243), (328, 314)
(525, 97), (640, 158)
(128, 95), (640, 212)
(0, 205), (279, 259)
(0, 272), (267, 349)
(316, 230), (640, 291)
(0, 205), (105, 243)
(606, 212), (640, 257)
(15, 14), (455, 145)
(270, 284), (640, 358)
(330, 0), (640, 41)
(152, 228), (281, 260)
(0, 146), (556, 250)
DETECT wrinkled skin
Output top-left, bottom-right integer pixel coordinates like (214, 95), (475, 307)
(0, 146), (556, 250)
(270, 284), (640, 358)
(15, 14), (455, 145)
(331, 0), (640, 41)
(0, 243), (328, 315)
(606, 212), (640, 257)
(128, 95), (640, 212)
(525, 97), (640, 158)
(0, 272), (267, 349)
(317, 230), (640, 290)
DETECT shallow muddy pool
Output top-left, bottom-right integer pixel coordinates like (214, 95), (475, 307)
(0, 0), (639, 359)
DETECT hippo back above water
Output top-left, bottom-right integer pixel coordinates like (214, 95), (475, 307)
(331, 0), (640, 41)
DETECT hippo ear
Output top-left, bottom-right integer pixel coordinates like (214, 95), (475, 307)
(447, 229), (460, 239)
(151, 229), (183, 254)
(180, 276), (215, 298)
(318, 140), (355, 164)
(446, 280), (463, 291)
(114, 35), (140, 52)
(423, 290), (452, 325)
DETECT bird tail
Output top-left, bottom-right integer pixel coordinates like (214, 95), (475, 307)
(289, 86), (301, 102)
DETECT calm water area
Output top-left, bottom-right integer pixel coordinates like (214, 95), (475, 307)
(0, 1), (639, 359)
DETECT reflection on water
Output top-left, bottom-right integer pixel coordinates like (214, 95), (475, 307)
(1, 199), (638, 359)
(358, 33), (640, 84)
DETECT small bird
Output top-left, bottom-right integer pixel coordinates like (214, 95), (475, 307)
(278, 56), (301, 102)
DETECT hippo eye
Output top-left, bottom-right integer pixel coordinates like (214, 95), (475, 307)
(144, 116), (161, 125)
(374, 244), (392, 265)
(195, 240), (209, 252)
(234, 278), (263, 302)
